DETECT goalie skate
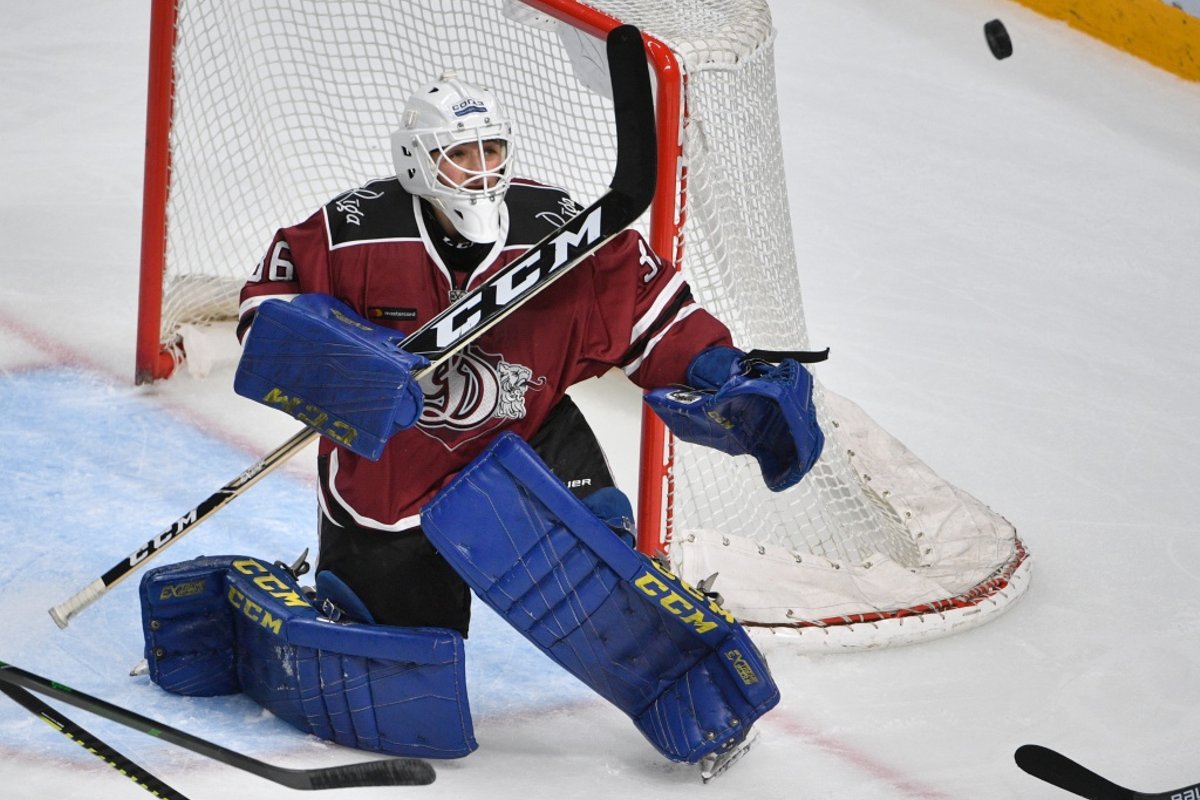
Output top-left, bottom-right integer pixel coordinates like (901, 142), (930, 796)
(699, 730), (760, 783)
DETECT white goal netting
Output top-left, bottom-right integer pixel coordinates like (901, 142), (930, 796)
(145, 0), (1030, 650)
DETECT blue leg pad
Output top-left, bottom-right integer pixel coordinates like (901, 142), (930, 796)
(420, 433), (779, 763)
(141, 555), (477, 759)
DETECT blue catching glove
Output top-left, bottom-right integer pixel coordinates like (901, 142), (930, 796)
(645, 346), (826, 492)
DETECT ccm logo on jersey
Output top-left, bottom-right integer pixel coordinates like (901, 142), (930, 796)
(634, 560), (735, 635)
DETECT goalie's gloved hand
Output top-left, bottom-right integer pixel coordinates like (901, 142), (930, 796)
(645, 345), (826, 491)
(684, 345), (744, 391)
(235, 293), (429, 460)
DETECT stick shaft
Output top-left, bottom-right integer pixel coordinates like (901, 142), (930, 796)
(0, 680), (190, 800)
(0, 662), (435, 789)
(49, 426), (317, 628)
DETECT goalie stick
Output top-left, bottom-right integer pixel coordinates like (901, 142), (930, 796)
(0, 661), (436, 790)
(1015, 744), (1200, 799)
(48, 22), (657, 629)
(0, 680), (190, 799)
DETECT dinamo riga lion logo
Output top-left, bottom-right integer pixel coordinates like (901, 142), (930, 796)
(417, 345), (546, 449)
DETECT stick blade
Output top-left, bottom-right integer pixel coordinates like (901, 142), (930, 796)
(306, 757), (436, 789)
(603, 23), (656, 210)
(1015, 744), (1133, 799)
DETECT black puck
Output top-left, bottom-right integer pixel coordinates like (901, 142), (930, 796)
(984, 19), (1013, 60)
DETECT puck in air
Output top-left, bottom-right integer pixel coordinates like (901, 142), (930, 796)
(984, 19), (1013, 60)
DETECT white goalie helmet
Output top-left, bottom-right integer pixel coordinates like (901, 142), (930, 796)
(392, 71), (515, 243)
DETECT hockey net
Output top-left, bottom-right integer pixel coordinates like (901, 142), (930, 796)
(138, 0), (1030, 650)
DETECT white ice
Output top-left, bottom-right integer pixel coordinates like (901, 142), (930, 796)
(3, 1), (1200, 798)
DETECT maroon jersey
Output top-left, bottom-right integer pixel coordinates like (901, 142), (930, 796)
(239, 177), (732, 531)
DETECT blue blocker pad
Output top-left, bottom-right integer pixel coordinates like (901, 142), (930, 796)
(645, 358), (824, 492)
(234, 294), (428, 461)
(140, 555), (476, 759)
(420, 433), (779, 764)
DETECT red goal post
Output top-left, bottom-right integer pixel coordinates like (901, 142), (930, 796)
(133, 0), (1030, 651)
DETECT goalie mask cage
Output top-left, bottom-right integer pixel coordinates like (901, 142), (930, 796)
(136, 0), (1030, 650)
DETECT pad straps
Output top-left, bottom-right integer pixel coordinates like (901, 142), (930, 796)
(743, 347), (830, 365)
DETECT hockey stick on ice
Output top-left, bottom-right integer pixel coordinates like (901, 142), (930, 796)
(1015, 744), (1200, 799)
(0, 661), (436, 789)
(48, 23), (657, 629)
(0, 680), (190, 799)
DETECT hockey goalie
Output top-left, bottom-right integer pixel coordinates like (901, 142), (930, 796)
(139, 68), (823, 779)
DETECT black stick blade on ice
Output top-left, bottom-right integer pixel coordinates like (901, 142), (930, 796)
(0, 661), (436, 790)
(1015, 744), (1200, 800)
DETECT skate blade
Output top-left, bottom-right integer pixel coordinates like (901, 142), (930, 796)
(699, 730), (760, 783)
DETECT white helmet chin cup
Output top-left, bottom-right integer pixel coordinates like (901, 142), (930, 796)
(392, 71), (514, 242)
(429, 194), (505, 244)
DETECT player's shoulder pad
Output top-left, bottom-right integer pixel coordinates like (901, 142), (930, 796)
(323, 177), (420, 247)
(504, 179), (584, 246)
